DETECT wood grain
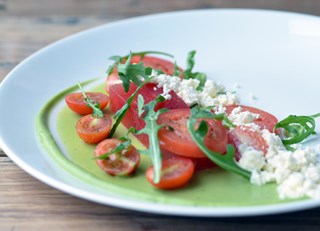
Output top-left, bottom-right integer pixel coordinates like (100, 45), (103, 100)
(1, 157), (320, 231)
(1, 0), (320, 230)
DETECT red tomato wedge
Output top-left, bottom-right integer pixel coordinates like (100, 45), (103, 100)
(225, 105), (277, 159)
(225, 105), (278, 132)
(228, 125), (269, 160)
(146, 156), (195, 190)
(76, 114), (112, 144)
(109, 82), (189, 146)
(65, 92), (109, 115)
(94, 138), (140, 176)
(158, 109), (228, 158)
(106, 55), (182, 93)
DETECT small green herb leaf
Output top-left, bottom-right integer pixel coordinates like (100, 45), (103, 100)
(183, 50), (207, 90)
(187, 106), (251, 179)
(275, 113), (320, 148)
(77, 82), (103, 118)
(135, 95), (168, 183)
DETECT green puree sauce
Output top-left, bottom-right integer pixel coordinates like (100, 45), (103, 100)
(36, 80), (299, 207)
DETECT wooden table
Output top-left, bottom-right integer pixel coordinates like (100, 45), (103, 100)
(1, 1), (320, 230)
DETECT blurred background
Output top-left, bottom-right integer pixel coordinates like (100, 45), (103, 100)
(1, 0), (320, 81)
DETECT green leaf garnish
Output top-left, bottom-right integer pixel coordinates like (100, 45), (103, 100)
(108, 77), (152, 138)
(274, 113), (320, 148)
(187, 106), (251, 179)
(106, 51), (174, 76)
(77, 82), (103, 118)
(135, 95), (168, 183)
(117, 53), (146, 92)
(183, 50), (207, 90)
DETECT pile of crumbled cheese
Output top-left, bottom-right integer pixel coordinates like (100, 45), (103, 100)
(150, 71), (320, 200)
(150, 71), (239, 109)
(228, 106), (320, 200)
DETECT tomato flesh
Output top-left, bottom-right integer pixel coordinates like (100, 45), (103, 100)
(109, 82), (189, 146)
(158, 109), (228, 158)
(225, 105), (277, 159)
(65, 92), (109, 115)
(94, 138), (140, 176)
(146, 156), (195, 189)
(228, 125), (269, 160)
(76, 114), (112, 144)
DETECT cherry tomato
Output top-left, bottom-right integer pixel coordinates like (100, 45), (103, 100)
(76, 114), (112, 144)
(146, 156), (195, 189)
(65, 92), (109, 115)
(94, 138), (140, 176)
(157, 109), (228, 158)
(225, 105), (278, 132)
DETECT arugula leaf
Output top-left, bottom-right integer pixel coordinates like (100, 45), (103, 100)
(135, 95), (168, 183)
(183, 50), (207, 90)
(187, 106), (251, 179)
(106, 51), (174, 76)
(77, 82), (103, 118)
(107, 77), (152, 138)
(274, 113), (320, 148)
(117, 54), (146, 92)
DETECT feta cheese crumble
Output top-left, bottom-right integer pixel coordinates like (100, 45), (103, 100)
(150, 72), (239, 108)
(238, 125), (320, 199)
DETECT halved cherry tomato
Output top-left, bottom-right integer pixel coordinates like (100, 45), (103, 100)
(94, 138), (140, 176)
(65, 92), (109, 115)
(76, 114), (112, 144)
(157, 109), (228, 158)
(146, 156), (194, 189)
(228, 125), (268, 160)
(225, 105), (278, 132)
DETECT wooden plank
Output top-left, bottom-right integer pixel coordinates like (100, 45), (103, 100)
(0, 148), (5, 157)
(1, 0), (320, 17)
(1, 156), (320, 230)
(0, 17), (109, 81)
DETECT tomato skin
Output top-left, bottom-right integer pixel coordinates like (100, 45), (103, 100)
(65, 92), (109, 115)
(76, 114), (112, 144)
(94, 138), (140, 176)
(157, 109), (228, 158)
(146, 156), (195, 190)
(225, 105), (278, 132)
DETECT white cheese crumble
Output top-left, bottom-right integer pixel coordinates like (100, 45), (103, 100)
(228, 106), (260, 127)
(239, 127), (320, 199)
(150, 72), (239, 108)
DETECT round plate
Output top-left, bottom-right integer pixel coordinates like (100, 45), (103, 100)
(1, 9), (320, 217)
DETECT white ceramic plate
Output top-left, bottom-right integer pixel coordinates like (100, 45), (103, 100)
(1, 9), (320, 217)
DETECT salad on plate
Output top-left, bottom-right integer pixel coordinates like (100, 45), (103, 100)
(55, 50), (320, 200)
